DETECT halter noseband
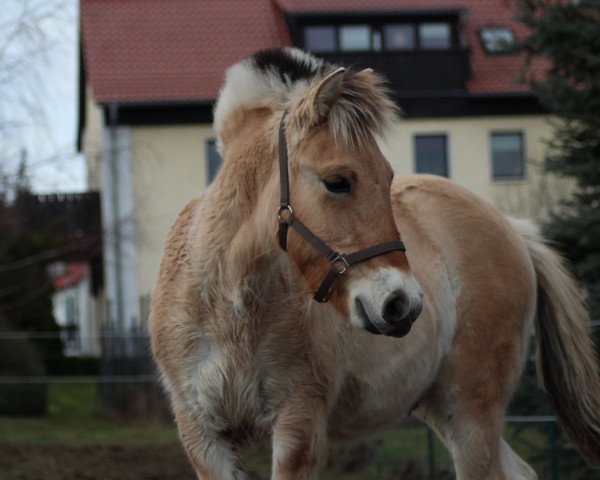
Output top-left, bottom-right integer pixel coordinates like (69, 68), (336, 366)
(277, 111), (406, 303)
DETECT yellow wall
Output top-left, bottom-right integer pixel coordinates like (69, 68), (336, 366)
(380, 114), (562, 218)
(130, 125), (216, 297)
(128, 115), (567, 300)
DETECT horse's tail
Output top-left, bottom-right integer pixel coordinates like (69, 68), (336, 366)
(514, 219), (600, 464)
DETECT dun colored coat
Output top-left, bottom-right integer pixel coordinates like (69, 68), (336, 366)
(149, 48), (600, 480)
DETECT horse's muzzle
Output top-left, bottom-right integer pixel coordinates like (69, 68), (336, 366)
(355, 292), (422, 338)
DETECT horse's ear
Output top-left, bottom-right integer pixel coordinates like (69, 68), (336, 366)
(311, 67), (346, 120)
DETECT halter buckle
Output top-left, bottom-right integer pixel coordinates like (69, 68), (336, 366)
(330, 253), (350, 275)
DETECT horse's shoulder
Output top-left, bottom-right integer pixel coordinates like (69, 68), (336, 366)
(391, 174), (533, 290)
(157, 194), (204, 285)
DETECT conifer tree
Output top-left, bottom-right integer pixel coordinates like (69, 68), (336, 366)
(519, 0), (600, 321)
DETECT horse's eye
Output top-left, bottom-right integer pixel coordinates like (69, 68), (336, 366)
(322, 175), (352, 195)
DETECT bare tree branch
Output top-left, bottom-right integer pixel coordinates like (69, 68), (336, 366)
(0, 0), (78, 196)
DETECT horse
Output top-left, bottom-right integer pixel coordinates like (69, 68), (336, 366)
(149, 48), (600, 480)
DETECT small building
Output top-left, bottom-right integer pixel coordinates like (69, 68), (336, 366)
(79, 0), (564, 333)
(49, 261), (100, 357)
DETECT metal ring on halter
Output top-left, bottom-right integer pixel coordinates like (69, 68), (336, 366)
(330, 253), (350, 275)
(277, 205), (293, 222)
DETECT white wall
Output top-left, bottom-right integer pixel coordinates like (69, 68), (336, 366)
(82, 88), (104, 191)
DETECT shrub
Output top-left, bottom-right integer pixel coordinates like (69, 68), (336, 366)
(0, 326), (48, 416)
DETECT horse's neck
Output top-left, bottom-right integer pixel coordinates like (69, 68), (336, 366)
(193, 201), (302, 317)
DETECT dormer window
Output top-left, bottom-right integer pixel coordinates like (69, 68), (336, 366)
(303, 20), (455, 53)
(290, 11), (470, 94)
(479, 27), (516, 54)
(305, 24), (381, 52)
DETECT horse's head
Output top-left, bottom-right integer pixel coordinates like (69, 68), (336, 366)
(215, 48), (422, 338)
(279, 50), (422, 337)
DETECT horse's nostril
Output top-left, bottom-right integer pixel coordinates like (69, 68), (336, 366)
(382, 292), (409, 324)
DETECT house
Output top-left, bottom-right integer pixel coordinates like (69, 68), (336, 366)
(79, 0), (562, 333)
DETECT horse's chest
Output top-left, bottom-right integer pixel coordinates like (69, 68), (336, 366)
(329, 325), (442, 438)
(184, 341), (269, 427)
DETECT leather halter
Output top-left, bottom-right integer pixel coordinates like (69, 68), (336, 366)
(277, 111), (406, 303)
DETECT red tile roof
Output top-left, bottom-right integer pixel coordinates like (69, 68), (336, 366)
(81, 0), (540, 103)
(81, 0), (290, 102)
(52, 262), (88, 290)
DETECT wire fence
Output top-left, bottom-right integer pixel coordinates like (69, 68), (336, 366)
(1, 322), (598, 479)
(0, 375), (157, 384)
(1, 319), (597, 384)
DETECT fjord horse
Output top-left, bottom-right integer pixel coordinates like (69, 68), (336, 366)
(149, 48), (600, 479)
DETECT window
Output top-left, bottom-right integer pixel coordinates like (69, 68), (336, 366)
(415, 135), (448, 177)
(384, 24), (416, 50)
(479, 27), (516, 54)
(491, 132), (525, 180)
(304, 26), (337, 52)
(339, 25), (371, 51)
(419, 23), (451, 49)
(207, 140), (223, 183)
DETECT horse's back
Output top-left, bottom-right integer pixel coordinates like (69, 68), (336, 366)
(391, 174), (535, 305)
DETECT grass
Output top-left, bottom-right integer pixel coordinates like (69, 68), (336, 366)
(1, 383), (596, 479)
(0, 382), (179, 446)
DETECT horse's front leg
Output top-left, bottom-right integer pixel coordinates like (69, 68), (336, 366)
(271, 396), (329, 480)
(173, 400), (249, 480)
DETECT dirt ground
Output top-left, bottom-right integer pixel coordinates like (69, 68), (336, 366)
(0, 442), (432, 480)
(0, 443), (196, 480)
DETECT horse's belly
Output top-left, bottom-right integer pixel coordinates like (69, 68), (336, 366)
(328, 308), (446, 439)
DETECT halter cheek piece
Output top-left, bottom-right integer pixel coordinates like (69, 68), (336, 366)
(277, 111), (406, 303)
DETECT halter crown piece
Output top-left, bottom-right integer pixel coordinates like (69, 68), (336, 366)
(277, 111), (407, 303)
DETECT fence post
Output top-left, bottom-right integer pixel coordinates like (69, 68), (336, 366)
(548, 421), (558, 480)
(427, 428), (435, 480)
